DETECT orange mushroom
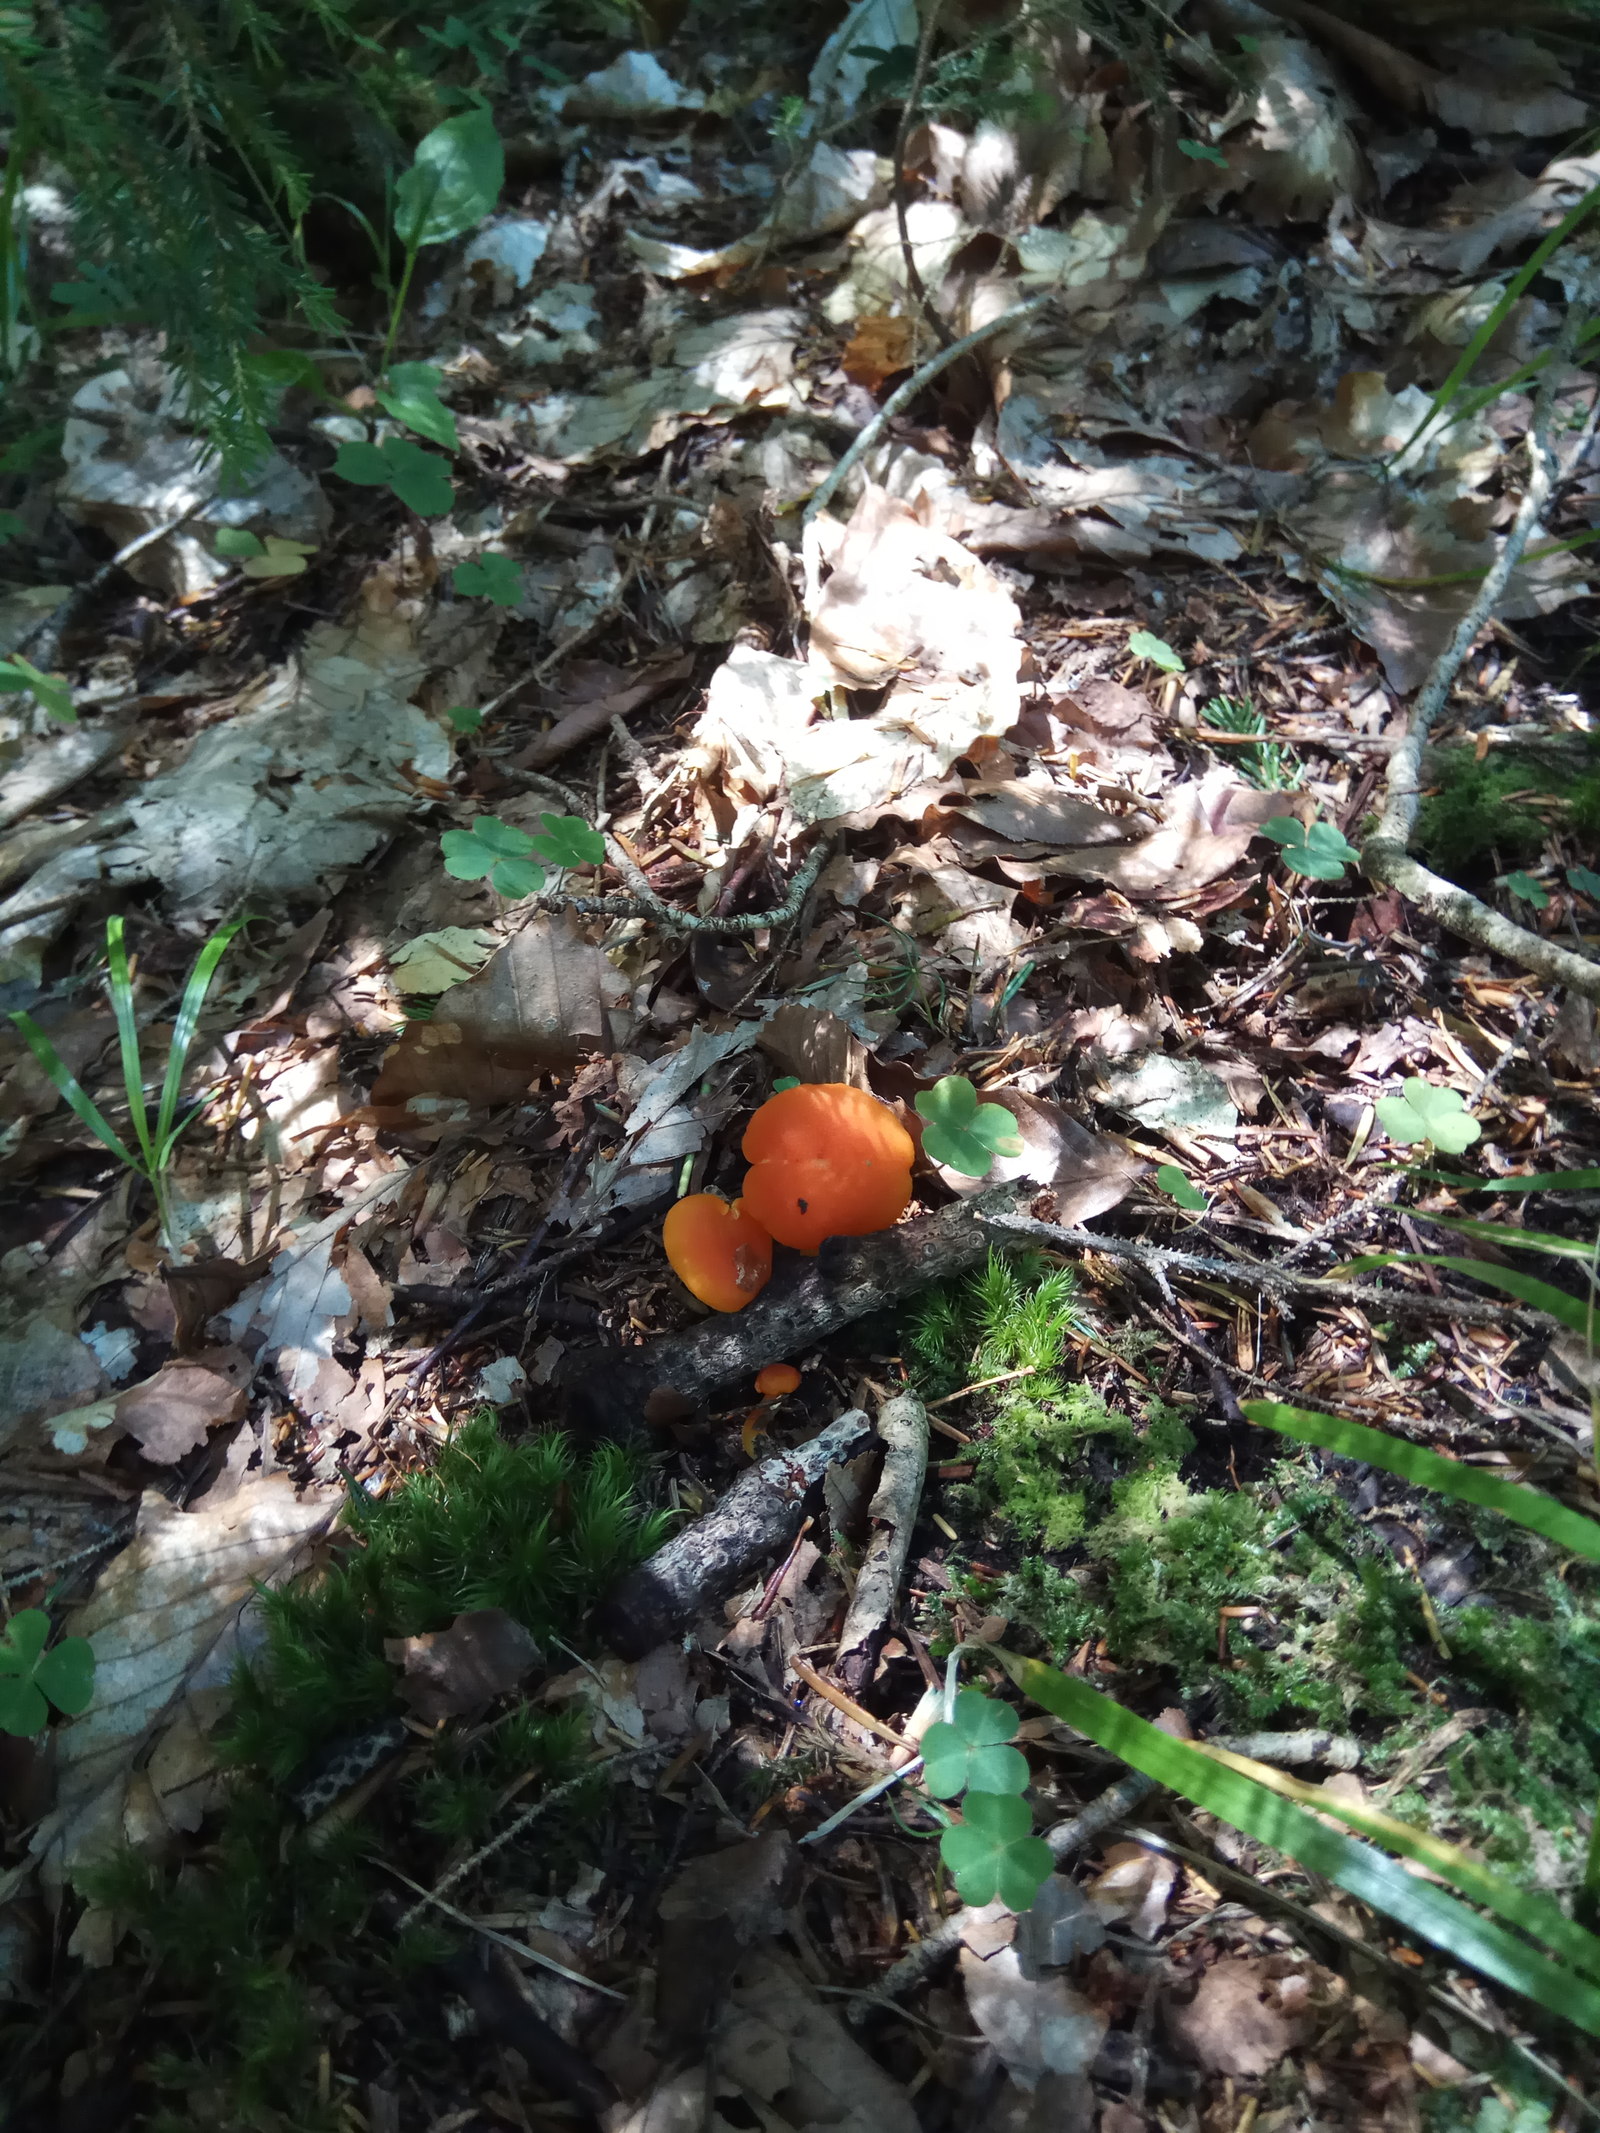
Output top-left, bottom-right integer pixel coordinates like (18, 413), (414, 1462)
(740, 1083), (915, 1254)
(754, 1362), (801, 1398)
(662, 1194), (773, 1313)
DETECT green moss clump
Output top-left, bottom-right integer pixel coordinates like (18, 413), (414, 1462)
(84, 1414), (669, 2126)
(1415, 744), (1600, 880)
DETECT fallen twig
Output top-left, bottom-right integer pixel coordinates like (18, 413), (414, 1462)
(598, 1409), (873, 1659)
(805, 289), (1056, 525)
(979, 1212), (1549, 1335)
(1360, 324), (1600, 1002)
(835, 1389), (930, 1694)
(891, 0), (953, 355)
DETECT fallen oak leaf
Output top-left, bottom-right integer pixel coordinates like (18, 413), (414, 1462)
(385, 1607), (543, 1723)
(113, 1346), (252, 1465)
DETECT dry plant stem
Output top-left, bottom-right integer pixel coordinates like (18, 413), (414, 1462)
(980, 1213), (1547, 1335)
(892, 0), (953, 354)
(861, 1730), (1360, 2017)
(835, 1389), (930, 1694)
(805, 289), (1056, 524)
(1361, 335), (1600, 1000)
(597, 1410), (873, 1659)
(394, 1762), (626, 1930)
(381, 1863), (625, 1999)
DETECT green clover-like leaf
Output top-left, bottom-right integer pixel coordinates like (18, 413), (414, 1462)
(441, 816), (546, 896)
(333, 435), (454, 517)
(0, 1610), (94, 1735)
(394, 108), (504, 251)
(488, 855), (546, 899)
(771, 1075), (801, 1093)
(34, 1636), (95, 1716)
(213, 526), (266, 558)
(1128, 629), (1184, 674)
(1178, 137), (1228, 166)
(1505, 871), (1549, 910)
(915, 1075), (1024, 1179)
(1567, 865), (1600, 901)
(241, 535), (318, 580)
(0, 508), (27, 542)
(939, 1791), (1053, 1910)
(529, 812), (605, 869)
(376, 362), (460, 450)
(1260, 815), (1361, 882)
(922, 1690), (1030, 1800)
(448, 704), (485, 734)
(453, 553), (524, 607)
(1155, 1162), (1207, 1211)
(0, 651), (75, 724)
(1375, 1077), (1481, 1155)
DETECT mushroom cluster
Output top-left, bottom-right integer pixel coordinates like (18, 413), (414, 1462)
(661, 1081), (915, 1312)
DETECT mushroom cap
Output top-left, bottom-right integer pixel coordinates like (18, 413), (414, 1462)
(754, 1362), (801, 1398)
(741, 1083), (915, 1254)
(662, 1194), (773, 1313)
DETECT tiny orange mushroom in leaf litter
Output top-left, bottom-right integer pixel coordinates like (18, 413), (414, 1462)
(754, 1362), (801, 1398)
(739, 1083), (915, 1254)
(662, 1194), (773, 1314)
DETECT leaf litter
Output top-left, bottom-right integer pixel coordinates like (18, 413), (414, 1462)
(3, 0), (1600, 2124)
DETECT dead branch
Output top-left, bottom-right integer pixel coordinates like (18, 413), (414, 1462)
(979, 1212), (1550, 1335)
(1360, 327), (1600, 1002)
(891, 0), (953, 355)
(597, 1409), (873, 1659)
(561, 1183), (1031, 1440)
(834, 1390), (930, 1695)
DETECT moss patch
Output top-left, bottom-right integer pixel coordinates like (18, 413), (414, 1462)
(1415, 742), (1600, 881)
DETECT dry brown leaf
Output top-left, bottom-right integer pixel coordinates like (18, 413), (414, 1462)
(841, 313), (917, 391)
(941, 776), (1132, 849)
(112, 1347), (251, 1465)
(385, 1608), (543, 1723)
(960, 1943), (1108, 2088)
(370, 911), (606, 1112)
(1026, 772), (1300, 901)
(930, 1090), (1147, 1223)
(514, 650), (695, 773)
(34, 1474), (330, 1899)
(756, 1006), (870, 1089)
(1166, 1957), (1304, 2078)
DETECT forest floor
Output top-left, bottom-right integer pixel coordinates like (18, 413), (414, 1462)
(4, 2), (1600, 2129)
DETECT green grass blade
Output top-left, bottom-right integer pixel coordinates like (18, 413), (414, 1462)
(1418, 1169), (1600, 1194)
(6, 1011), (137, 1168)
(103, 917), (155, 1173)
(1392, 177), (1600, 464)
(1414, 1212), (1600, 1264)
(986, 1645), (1600, 2038)
(1338, 1251), (1595, 1336)
(156, 917), (245, 1149)
(1242, 1399), (1600, 1564)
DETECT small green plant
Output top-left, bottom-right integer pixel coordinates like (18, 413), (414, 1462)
(1155, 1162), (1207, 1211)
(1202, 695), (1295, 790)
(0, 1609), (94, 1736)
(452, 553), (523, 605)
(922, 1688), (1051, 1909)
(1178, 136), (1228, 166)
(383, 106), (503, 366)
(440, 812), (605, 898)
(448, 703), (485, 733)
(1260, 814), (1362, 881)
(1375, 1077), (1480, 1154)
(9, 915), (244, 1255)
(1504, 870), (1549, 910)
(915, 1075), (1022, 1177)
(1570, 865), (1600, 900)
(333, 432), (454, 516)
(0, 649), (74, 723)
(374, 361), (458, 449)
(213, 527), (319, 579)
(1128, 628), (1184, 673)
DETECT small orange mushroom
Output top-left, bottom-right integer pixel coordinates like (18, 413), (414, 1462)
(740, 1083), (915, 1254)
(755, 1362), (801, 1398)
(662, 1194), (773, 1313)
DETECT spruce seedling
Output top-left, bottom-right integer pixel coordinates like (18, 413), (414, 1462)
(8, 915), (245, 1254)
(916, 1075), (1023, 1178)
(0, 1609), (95, 1736)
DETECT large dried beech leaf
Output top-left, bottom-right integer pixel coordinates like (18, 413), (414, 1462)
(1029, 772), (1299, 900)
(371, 912), (606, 1109)
(1167, 1957), (1302, 2078)
(113, 1347), (252, 1465)
(35, 1476), (330, 1892)
(959, 1943), (1108, 2089)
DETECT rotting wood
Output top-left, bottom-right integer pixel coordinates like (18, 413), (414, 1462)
(834, 1389), (930, 1696)
(597, 1409), (873, 1660)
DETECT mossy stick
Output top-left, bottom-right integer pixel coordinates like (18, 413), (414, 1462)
(1361, 318), (1600, 1003)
